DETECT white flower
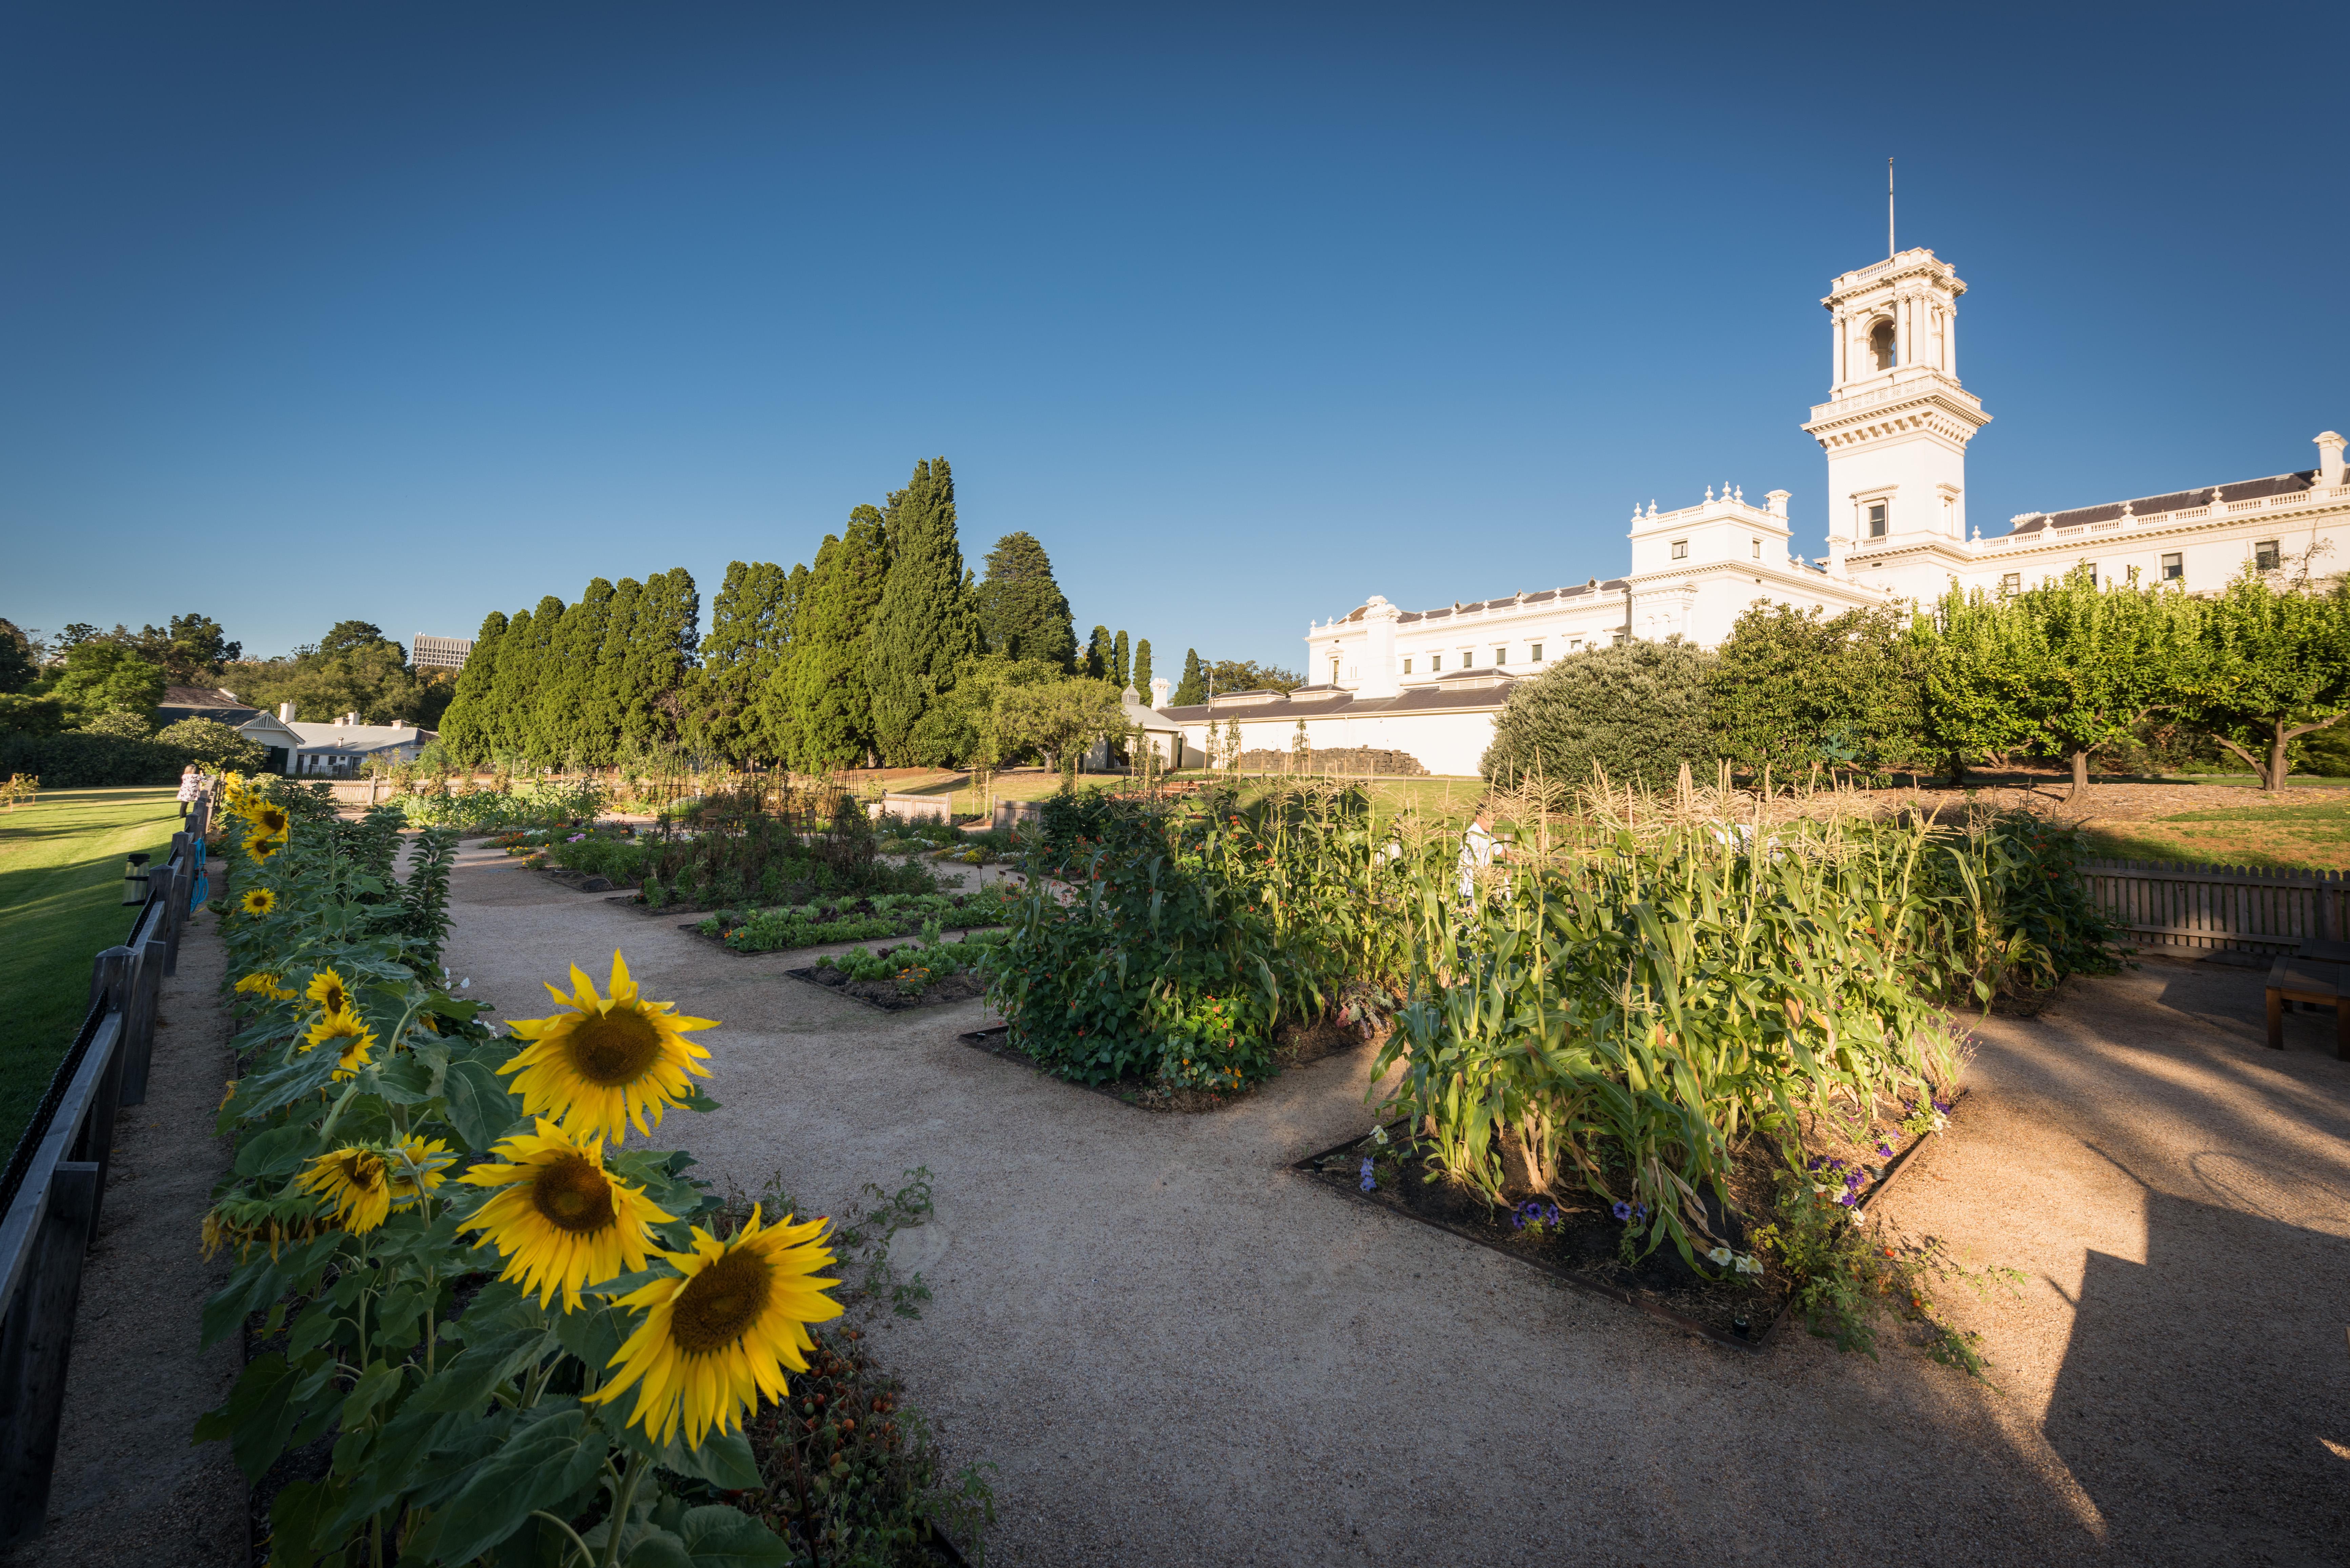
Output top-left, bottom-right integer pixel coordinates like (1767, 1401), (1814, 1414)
(1371, 1124), (1389, 1147)
(1706, 1245), (1733, 1266)
(1847, 1206), (1864, 1223)
(1735, 1254), (1763, 1276)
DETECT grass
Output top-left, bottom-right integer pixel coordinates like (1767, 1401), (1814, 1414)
(2076, 799), (2350, 871)
(0, 788), (182, 1161)
(881, 766), (1491, 822)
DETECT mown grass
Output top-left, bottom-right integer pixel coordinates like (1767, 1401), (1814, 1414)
(0, 787), (181, 1160)
(2076, 799), (2350, 871)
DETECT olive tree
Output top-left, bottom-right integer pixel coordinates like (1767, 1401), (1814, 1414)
(2181, 568), (2350, 791)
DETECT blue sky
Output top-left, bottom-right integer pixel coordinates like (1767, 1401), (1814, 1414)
(4, 2), (2342, 671)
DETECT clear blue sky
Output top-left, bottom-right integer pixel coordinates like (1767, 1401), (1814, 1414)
(4, 2), (2342, 671)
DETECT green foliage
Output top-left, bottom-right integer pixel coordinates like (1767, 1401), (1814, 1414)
(0, 618), (38, 693)
(488, 603), (551, 758)
(1708, 603), (1931, 781)
(1111, 630), (1130, 690)
(870, 458), (980, 766)
(435, 611), (505, 766)
(46, 638), (167, 724)
(695, 561), (795, 766)
(973, 531), (1075, 667)
(540, 578), (611, 765)
(77, 708), (156, 739)
(624, 568), (701, 756)
(0, 730), (202, 786)
(2180, 569), (2350, 790)
(1082, 626), (1110, 681)
(156, 717), (267, 772)
(1201, 658), (1302, 695)
(987, 677), (1125, 770)
(1483, 640), (1715, 791)
(795, 515), (889, 769)
(1132, 639), (1153, 694)
(220, 623), (446, 729)
(1172, 648), (1206, 706)
(588, 577), (644, 764)
(398, 777), (607, 833)
(0, 693), (66, 735)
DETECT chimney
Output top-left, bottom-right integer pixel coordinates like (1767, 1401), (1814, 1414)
(1357, 595), (1403, 699)
(1149, 677), (1170, 709)
(278, 702), (296, 723)
(1765, 490), (1790, 519)
(2317, 431), (2346, 489)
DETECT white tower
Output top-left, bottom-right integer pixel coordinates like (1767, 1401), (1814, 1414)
(1801, 249), (1989, 557)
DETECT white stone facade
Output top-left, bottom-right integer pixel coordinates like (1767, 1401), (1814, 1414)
(1214, 242), (2350, 776)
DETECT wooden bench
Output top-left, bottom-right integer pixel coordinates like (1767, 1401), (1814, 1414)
(2265, 955), (2350, 1059)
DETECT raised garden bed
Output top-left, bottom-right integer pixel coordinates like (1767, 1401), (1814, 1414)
(1289, 1097), (1960, 1352)
(956, 1013), (1372, 1112)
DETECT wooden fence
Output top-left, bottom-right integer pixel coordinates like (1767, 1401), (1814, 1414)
(2079, 857), (2346, 957)
(0, 799), (208, 1544)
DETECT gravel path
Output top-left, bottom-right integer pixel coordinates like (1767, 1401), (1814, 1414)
(433, 849), (2350, 1567)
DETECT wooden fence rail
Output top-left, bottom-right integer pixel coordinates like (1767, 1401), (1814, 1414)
(2079, 857), (2346, 957)
(0, 798), (208, 1544)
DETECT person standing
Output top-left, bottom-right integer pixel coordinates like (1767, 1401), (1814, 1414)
(176, 762), (206, 824)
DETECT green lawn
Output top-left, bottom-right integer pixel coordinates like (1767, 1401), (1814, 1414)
(0, 787), (182, 1160)
(882, 766), (1492, 823)
(2077, 799), (2350, 872)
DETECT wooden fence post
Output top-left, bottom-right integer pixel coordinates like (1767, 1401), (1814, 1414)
(160, 846), (188, 976)
(116, 938), (167, 1109)
(0, 1158), (101, 1547)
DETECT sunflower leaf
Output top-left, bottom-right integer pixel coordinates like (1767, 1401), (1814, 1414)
(441, 1059), (523, 1152)
(624, 1531), (695, 1568)
(659, 1429), (762, 1491)
(430, 1408), (609, 1565)
(410, 1322), (557, 1414)
(676, 1504), (796, 1567)
(232, 1122), (317, 1179)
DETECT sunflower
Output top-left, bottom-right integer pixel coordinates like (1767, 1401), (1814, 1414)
(498, 951), (715, 1140)
(297, 1146), (393, 1233)
(586, 1206), (842, 1444)
(234, 969), (295, 1000)
(238, 887), (278, 917)
(245, 832), (286, 865)
(306, 969), (356, 1018)
(244, 801), (291, 838)
(301, 1011), (376, 1080)
(387, 1136), (456, 1205)
(457, 1120), (676, 1310)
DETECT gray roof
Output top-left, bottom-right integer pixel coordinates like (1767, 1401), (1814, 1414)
(1167, 674), (1523, 724)
(2004, 469), (2319, 536)
(1331, 579), (1631, 626)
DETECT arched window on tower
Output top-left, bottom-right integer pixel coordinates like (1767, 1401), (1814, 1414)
(1869, 318), (1897, 371)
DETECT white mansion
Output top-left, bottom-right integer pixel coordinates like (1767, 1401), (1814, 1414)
(1160, 244), (2349, 776)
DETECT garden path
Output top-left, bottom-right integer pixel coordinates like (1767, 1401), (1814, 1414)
(442, 848), (2350, 1568)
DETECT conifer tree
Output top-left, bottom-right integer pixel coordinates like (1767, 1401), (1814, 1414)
(538, 580), (610, 765)
(1173, 647), (1206, 706)
(794, 508), (889, 768)
(870, 458), (982, 765)
(438, 610), (507, 764)
(753, 563), (809, 767)
(588, 578), (642, 765)
(622, 568), (700, 754)
(486, 605), (539, 760)
(697, 561), (792, 763)
(1133, 639), (1153, 696)
(973, 531), (1075, 667)
(1112, 630), (1130, 689)
(1084, 626), (1111, 681)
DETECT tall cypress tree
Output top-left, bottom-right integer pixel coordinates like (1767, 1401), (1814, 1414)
(973, 531), (1075, 667)
(869, 458), (981, 765)
(1133, 639), (1153, 696)
(588, 578), (642, 764)
(753, 562), (810, 767)
(623, 568), (700, 754)
(698, 561), (793, 765)
(793, 509), (889, 769)
(539, 580), (609, 766)
(439, 610), (507, 764)
(1112, 630), (1130, 689)
(1173, 647), (1206, 706)
(487, 605), (538, 760)
(1083, 626), (1111, 681)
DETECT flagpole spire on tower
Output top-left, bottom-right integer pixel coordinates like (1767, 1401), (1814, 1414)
(1887, 157), (1895, 258)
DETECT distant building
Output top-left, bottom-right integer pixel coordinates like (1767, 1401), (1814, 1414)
(230, 702), (436, 776)
(411, 635), (473, 671)
(156, 685), (260, 727)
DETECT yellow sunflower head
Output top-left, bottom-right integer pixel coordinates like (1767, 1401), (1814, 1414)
(301, 1011), (376, 1080)
(457, 1119), (677, 1311)
(238, 887), (278, 917)
(498, 951), (716, 1141)
(306, 969), (355, 1018)
(245, 832), (286, 865)
(387, 1136), (456, 1205)
(297, 1146), (393, 1233)
(234, 969), (296, 1000)
(244, 801), (291, 838)
(585, 1205), (842, 1445)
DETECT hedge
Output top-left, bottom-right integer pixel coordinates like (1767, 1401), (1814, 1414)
(0, 731), (208, 788)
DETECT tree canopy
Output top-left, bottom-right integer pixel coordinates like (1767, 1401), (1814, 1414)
(1483, 640), (1716, 792)
(870, 458), (981, 765)
(973, 531), (1075, 667)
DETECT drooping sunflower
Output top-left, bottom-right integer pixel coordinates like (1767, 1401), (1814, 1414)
(586, 1206), (842, 1445)
(387, 1136), (457, 1206)
(306, 969), (355, 1017)
(457, 1119), (676, 1310)
(301, 1010), (376, 1080)
(498, 951), (715, 1140)
(238, 887), (278, 917)
(297, 1146), (393, 1233)
(234, 969), (295, 1000)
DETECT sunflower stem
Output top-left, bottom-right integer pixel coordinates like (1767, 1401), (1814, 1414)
(599, 1453), (648, 1568)
(529, 1509), (596, 1568)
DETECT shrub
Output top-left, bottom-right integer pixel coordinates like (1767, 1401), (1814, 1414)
(0, 729), (196, 786)
(156, 716), (267, 772)
(1482, 639), (1716, 791)
(0, 694), (66, 735)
